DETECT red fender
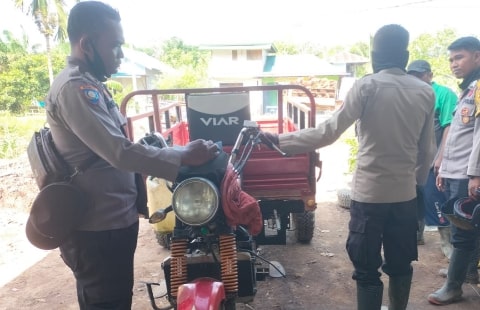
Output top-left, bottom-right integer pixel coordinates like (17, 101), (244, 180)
(177, 277), (226, 310)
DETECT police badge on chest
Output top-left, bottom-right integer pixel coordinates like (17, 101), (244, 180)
(461, 107), (470, 124)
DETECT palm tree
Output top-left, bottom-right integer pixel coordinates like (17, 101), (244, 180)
(13, 0), (70, 85)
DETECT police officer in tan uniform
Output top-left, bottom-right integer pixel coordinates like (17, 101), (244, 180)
(263, 24), (435, 310)
(45, 2), (219, 309)
(428, 36), (480, 306)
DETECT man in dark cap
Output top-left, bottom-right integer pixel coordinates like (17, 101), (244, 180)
(262, 24), (435, 310)
(407, 59), (457, 253)
(428, 36), (480, 306)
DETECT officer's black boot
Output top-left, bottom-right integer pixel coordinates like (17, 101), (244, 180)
(388, 273), (412, 310)
(356, 283), (383, 310)
(427, 248), (473, 305)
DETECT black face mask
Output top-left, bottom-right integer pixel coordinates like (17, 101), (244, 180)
(459, 67), (480, 91)
(86, 43), (108, 82)
(371, 49), (409, 73)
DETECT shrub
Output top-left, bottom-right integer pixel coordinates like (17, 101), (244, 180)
(344, 136), (358, 174)
(0, 112), (46, 159)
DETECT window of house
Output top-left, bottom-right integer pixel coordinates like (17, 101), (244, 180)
(232, 50), (238, 60)
(247, 50), (262, 60)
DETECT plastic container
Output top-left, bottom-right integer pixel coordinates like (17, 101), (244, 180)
(146, 176), (175, 233)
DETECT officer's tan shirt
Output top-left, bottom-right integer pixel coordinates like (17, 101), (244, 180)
(279, 68), (436, 203)
(46, 58), (183, 231)
(440, 79), (480, 179)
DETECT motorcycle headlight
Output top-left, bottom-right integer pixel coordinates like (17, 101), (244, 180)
(172, 177), (219, 226)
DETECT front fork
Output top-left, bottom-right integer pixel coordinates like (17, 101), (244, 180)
(146, 234), (240, 309)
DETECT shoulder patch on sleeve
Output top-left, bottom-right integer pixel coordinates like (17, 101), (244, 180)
(475, 80), (480, 117)
(79, 85), (100, 104)
(476, 80), (480, 104)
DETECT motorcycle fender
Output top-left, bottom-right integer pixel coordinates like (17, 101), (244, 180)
(177, 277), (226, 310)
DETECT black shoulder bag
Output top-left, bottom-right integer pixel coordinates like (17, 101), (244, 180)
(27, 127), (97, 190)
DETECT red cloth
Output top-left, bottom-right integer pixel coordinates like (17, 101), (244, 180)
(221, 163), (263, 236)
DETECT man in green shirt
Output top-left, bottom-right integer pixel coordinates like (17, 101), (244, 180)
(407, 60), (457, 258)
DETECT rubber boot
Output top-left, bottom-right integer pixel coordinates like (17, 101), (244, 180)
(427, 248), (473, 305)
(417, 219), (425, 245)
(465, 239), (480, 284)
(439, 247), (479, 283)
(357, 283), (383, 310)
(388, 273), (412, 310)
(438, 226), (453, 260)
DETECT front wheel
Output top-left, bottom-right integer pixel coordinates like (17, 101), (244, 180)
(155, 232), (171, 249)
(221, 299), (236, 310)
(293, 211), (315, 243)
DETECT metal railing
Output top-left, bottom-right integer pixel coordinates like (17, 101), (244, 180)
(119, 85), (316, 141)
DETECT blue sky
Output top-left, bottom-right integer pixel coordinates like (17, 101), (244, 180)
(1, 0), (479, 48)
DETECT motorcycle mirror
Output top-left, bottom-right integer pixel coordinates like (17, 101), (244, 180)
(149, 205), (173, 224)
(269, 260), (286, 278)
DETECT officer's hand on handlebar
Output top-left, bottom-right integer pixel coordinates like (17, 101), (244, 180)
(259, 131), (279, 149)
(180, 139), (219, 166)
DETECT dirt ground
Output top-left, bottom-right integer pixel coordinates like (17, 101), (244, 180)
(1, 140), (479, 310)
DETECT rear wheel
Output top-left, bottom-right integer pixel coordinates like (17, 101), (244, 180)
(293, 211), (315, 243)
(337, 188), (351, 209)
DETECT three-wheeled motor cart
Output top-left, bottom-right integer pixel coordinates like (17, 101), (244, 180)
(120, 85), (321, 246)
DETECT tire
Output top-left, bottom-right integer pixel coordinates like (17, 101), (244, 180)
(293, 211), (315, 243)
(155, 231), (171, 249)
(222, 299), (236, 310)
(337, 188), (351, 209)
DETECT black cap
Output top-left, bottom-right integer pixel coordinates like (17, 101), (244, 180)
(407, 60), (431, 73)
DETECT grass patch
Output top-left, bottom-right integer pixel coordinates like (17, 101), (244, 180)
(0, 112), (46, 159)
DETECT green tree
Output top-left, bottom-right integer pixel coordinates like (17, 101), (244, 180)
(409, 28), (458, 89)
(1, 30), (28, 72)
(13, 0), (71, 85)
(105, 79), (132, 105)
(0, 37), (67, 113)
(1, 31), (29, 113)
(349, 41), (371, 77)
(273, 41), (299, 55)
(325, 45), (346, 58)
(160, 37), (207, 70)
(157, 37), (209, 88)
(1, 53), (50, 113)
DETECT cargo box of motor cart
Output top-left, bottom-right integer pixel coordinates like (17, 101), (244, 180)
(186, 92), (250, 146)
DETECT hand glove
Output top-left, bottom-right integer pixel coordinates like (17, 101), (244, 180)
(260, 131), (279, 147)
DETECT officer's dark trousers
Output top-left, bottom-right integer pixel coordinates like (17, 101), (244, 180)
(416, 185), (425, 225)
(443, 178), (479, 248)
(444, 178), (480, 267)
(346, 199), (418, 286)
(60, 221), (139, 310)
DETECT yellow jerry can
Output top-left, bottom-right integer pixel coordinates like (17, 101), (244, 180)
(146, 176), (175, 233)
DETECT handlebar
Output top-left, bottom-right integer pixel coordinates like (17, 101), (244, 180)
(139, 132), (169, 148)
(228, 120), (286, 174)
(261, 135), (286, 156)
